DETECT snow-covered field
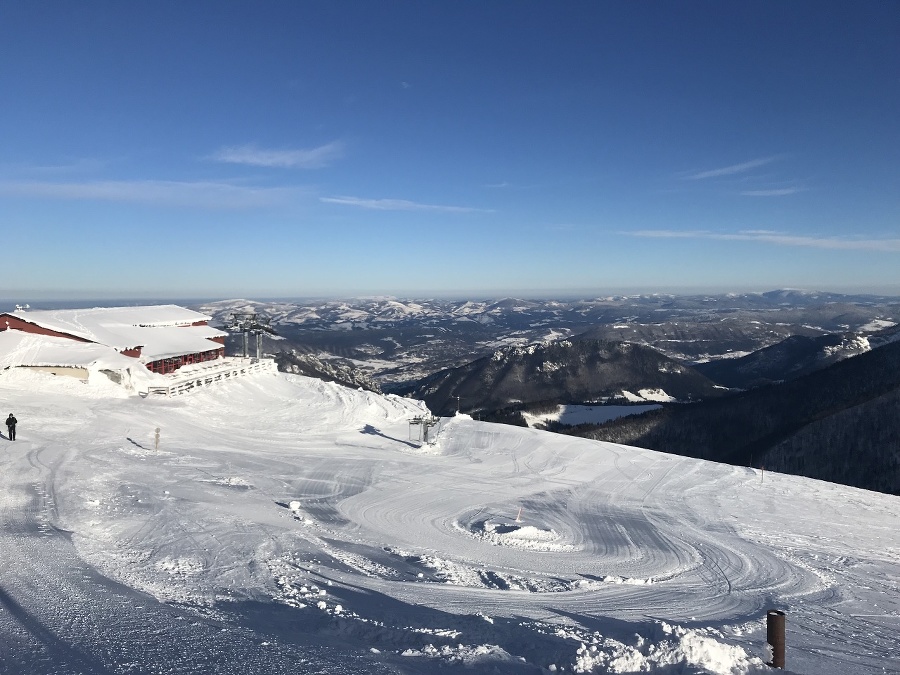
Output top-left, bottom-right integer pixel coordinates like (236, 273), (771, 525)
(0, 368), (897, 674)
(522, 404), (662, 428)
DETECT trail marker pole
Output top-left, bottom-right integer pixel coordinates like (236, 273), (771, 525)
(515, 507), (523, 523)
(154, 427), (160, 450)
(766, 609), (785, 669)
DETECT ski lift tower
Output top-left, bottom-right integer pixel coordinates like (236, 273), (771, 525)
(225, 313), (276, 359)
(409, 414), (441, 445)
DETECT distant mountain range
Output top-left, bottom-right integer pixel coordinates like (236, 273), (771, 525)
(398, 338), (724, 416)
(197, 290), (900, 386)
(195, 291), (900, 494)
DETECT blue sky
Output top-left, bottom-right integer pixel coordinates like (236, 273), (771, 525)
(1, 1), (898, 300)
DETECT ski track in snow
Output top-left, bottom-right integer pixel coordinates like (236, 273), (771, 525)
(0, 369), (897, 674)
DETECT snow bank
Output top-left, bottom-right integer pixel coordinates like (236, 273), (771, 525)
(566, 622), (766, 673)
(455, 518), (577, 552)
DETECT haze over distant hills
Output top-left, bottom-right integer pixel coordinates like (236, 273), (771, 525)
(197, 289), (900, 386)
(196, 290), (900, 495)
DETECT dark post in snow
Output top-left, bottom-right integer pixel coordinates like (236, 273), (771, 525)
(766, 609), (785, 669)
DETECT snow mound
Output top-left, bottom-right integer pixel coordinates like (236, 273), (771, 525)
(402, 643), (523, 668)
(574, 575), (654, 587)
(386, 548), (576, 592)
(201, 476), (254, 489)
(564, 621), (766, 674)
(456, 517), (577, 552)
(0, 366), (130, 398)
(155, 556), (205, 576)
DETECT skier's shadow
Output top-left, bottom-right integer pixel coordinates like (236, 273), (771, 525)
(126, 437), (149, 450)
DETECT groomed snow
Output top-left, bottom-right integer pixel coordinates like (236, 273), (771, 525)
(0, 369), (897, 674)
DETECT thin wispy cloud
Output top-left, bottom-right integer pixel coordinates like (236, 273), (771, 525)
(483, 180), (546, 190)
(321, 195), (494, 213)
(682, 155), (785, 180)
(741, 187), (802, 197)
(547, 223), (578, 232)
(0, 179), (302, 209)
(211, 141), (344, 168)
(627, 229), (900, 252)
(8, 158), (110, 175)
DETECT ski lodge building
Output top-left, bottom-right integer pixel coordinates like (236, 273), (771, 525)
(0, 305), (228, 379)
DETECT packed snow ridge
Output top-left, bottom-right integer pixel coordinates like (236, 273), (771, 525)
(0, 366), (897, 674)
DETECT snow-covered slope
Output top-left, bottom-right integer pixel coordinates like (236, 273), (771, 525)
(0, 368), (897, 674)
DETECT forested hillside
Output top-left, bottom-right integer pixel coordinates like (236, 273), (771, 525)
(693, 333), (862, 388)
(274, 350), (381, 393)
(564, 340), (900, 494)
(764, 388), (900, 494)
(404, 339), (723, 416)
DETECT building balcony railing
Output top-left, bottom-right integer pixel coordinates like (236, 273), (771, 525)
(141, 356), (278, 397)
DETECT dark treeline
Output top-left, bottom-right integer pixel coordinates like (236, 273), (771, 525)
(764, 388), (900, 494)
(562, 339), (900, 495)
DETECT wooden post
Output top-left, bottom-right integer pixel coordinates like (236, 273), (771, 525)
(766, 609), (785, 669)
(154, 427), (160, 450)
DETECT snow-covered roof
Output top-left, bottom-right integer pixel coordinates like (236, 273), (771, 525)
(127, 326), (225, 362)
(189, 324), (228, 339)
(0, 330), (138, 370)
(6, 305), (224, 349)
(3, 305), (227, 358)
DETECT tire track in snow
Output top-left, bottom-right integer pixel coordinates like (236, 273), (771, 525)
(0, 423), (407, 674)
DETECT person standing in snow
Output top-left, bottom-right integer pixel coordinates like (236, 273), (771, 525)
(6, 413), (16, 441)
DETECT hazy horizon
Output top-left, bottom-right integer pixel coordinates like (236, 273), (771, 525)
(3, 284), (900, 313)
